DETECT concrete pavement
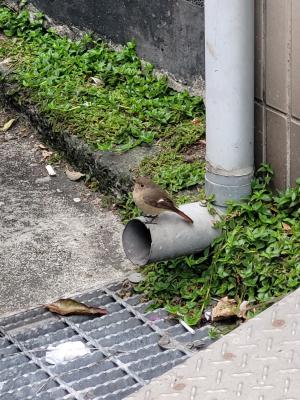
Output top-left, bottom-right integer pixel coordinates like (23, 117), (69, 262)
(0, 105), (134, 316)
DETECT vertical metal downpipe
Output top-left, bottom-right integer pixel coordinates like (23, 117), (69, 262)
(205, 0), (255, 205)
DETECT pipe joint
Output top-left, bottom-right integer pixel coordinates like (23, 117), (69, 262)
(205, 170), (253, 207)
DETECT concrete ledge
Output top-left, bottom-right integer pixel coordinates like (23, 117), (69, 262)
(0, 78), (155, 197)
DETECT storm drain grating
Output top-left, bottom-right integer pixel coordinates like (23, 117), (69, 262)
(0, 283), (213, 400)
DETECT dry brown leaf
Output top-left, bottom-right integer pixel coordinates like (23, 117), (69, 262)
(212, 297), (238, 321)
(192, 117), (201, 125)
(116, 279), (134, 299)
(184, 154), (197, 163)
(128, 272), (144, 284)
(0, 57), (12, 67)
(0, 118), (16, 132)
(37, 143), (48, 150)
(238, 300), (250, 319)
(90, 76), (105, 86)
(46, 298), (108, 316)
(40, 149), (53, 162)
(282, 222), (291, 233)
(65, 169), (85, 181)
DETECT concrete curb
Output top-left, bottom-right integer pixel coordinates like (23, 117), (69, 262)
(0, 76), (154, 197)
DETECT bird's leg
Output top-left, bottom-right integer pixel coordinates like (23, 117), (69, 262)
(145, 215), (158, 224)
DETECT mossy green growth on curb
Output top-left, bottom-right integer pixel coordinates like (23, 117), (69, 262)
(0, 6), (204, 152)
(138, 120), (206, 192)
(139, 151), (205, 192)
(135, 166), (300, 326)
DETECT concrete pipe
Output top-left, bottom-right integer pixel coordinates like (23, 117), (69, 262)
(122, 202), (222, 265)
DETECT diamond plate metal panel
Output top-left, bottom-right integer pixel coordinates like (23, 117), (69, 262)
(126, 288), (300, 400)
(0, 283), (213, 400)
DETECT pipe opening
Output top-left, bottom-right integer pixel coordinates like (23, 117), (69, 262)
(122, 219), (152, 265)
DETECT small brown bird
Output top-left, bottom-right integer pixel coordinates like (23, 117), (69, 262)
(133, 176), (193, 223)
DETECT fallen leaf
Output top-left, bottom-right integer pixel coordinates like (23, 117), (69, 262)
(282, 222), (291, 233)
(40, 149), (53, 162)
(37, 143), (48, 150)
(116, 279), (134, 299)
(212, 297), (238, 321)
(90, 76), (105, 86)
(0, 118), (16, 132)
(65, 169), (85, 181)
(0, 57), (12, 67)
(127, 272), (144, 284)
(192, 117), (201, 125)
(238, 300), (250, 319)
(184, 154), (197, 163)
(46, 298), (108, 316)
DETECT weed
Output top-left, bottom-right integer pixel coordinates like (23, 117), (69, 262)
(85, 177), (101, 192)
(139, 151), (205, 192)
(47, 152), (62, 165)
(117, 193), (141, 224)
(208, 327), (221, 340)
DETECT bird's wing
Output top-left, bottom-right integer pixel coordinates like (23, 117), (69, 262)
(143, 191), (177, 211)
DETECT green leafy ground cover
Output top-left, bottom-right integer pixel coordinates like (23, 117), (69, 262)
(135, 166), (300, 325)
(0, 5), (204, 154)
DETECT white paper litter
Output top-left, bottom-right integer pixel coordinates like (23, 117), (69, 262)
(179, 319), (195, 334)
(45, 164), (56, 176)
(204, 310), (212, 321)
(45, 341), (91, 365)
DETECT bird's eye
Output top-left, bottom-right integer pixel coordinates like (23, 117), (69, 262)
(140, 184), (144, 188)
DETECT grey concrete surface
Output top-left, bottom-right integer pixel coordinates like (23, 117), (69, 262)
(0, 106), (134, 316)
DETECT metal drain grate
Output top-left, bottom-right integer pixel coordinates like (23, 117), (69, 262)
(0, 283), (212, 400)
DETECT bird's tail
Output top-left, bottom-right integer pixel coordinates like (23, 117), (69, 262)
(174, 208), (193, 224)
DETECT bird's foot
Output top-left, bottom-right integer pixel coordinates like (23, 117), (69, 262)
(145, 215), (158, 224)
